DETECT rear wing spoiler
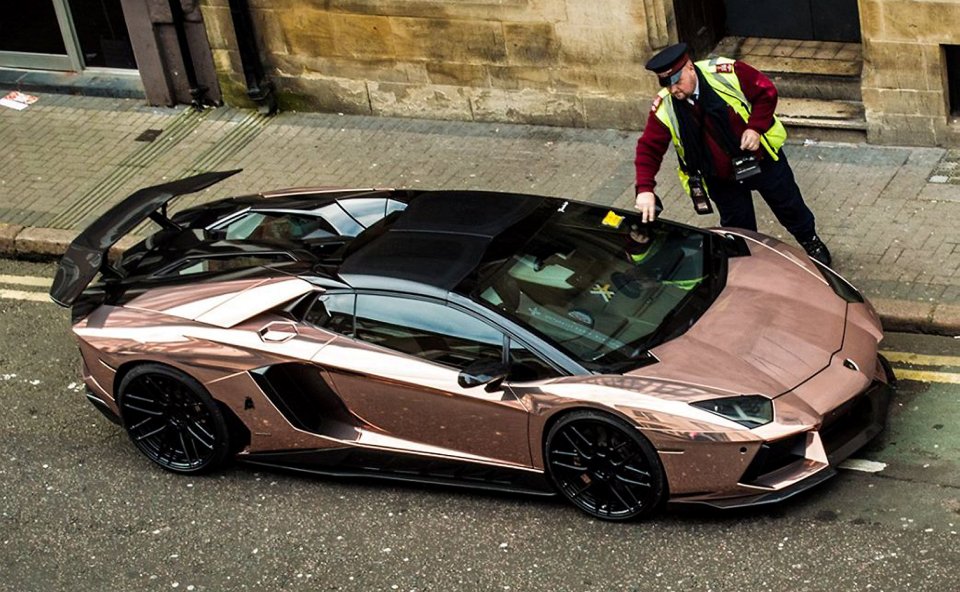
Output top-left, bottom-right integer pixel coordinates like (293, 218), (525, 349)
(49, 170), (241, 307)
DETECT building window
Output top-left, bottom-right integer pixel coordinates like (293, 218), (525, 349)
(947, 45), (960, 116)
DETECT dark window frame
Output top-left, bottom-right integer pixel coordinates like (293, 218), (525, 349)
(946, 45), (960, 117)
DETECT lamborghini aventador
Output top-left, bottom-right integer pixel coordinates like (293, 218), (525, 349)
(50, 170), (893, 521)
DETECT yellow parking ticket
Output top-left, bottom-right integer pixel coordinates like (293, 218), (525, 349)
(601, 210), (624, 228)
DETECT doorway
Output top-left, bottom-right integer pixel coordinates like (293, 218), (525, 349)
(672, 0), (861, 57)
(0, 0), (136, 71)
(724, 0), (860, 43)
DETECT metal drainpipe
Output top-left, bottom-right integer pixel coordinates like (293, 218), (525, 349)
(167, 0), (209, 110)
(226, 0), (278, 115)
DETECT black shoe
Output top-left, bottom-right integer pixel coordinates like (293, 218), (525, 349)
(800, 235), (832, 267)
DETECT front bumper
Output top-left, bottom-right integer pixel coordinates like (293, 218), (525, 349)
(672, 376), (892, 509)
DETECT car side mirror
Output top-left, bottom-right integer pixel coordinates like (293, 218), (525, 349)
(458, 359), (509, 391)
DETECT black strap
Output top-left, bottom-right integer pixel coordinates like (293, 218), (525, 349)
(672, 66), (744, 178)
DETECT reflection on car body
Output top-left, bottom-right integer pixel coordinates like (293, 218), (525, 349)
(50, 171), (894, 521)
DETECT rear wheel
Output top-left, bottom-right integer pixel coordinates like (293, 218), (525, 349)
(545, 410), (666, 521)
(118, 364), (230, 474)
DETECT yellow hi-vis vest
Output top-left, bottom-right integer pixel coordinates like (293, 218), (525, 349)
(651, 56), (788, 197)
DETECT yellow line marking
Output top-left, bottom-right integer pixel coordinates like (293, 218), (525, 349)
(881, 351), (960, 368)
(0, 274), (53, 288)
(0, 289), (52, 303)
(893, 368), (960, 385)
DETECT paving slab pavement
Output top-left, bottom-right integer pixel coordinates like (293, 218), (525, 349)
(1, 94), (958, 334)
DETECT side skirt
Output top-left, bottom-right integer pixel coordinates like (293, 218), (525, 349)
(241, 447), (555, 497)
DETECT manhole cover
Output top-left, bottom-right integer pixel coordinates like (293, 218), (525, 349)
(135, 128), (163, 142)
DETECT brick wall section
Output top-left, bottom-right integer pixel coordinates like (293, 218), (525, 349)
(860, 0), (960, 146)
(199, 0), (677, 129)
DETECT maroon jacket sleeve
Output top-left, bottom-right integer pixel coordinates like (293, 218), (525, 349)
(734, 60), (778, 133)
(634, 109), (672, 194)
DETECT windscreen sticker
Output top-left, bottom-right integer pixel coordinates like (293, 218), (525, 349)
(567, 309), (595, 327)
(601, 210), (625, 228)
(527, 305), (593, 337)
(590, 283), (614, 302)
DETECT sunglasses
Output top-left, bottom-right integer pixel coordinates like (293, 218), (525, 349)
(658, 68), (684, 88)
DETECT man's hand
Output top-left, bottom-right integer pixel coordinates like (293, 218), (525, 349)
(740, 129), (761, 152)
(634, 191), (658, 223)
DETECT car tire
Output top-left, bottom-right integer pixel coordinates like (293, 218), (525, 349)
(118, 363), (231, 475)
(545, 410), (666, 521)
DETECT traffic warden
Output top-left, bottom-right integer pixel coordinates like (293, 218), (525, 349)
(633, 42), (832, 266)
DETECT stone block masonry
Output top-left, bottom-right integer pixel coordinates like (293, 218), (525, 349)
(198, 0), (674, 130)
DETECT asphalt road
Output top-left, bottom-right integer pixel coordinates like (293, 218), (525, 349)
(1, 259), (958, 592)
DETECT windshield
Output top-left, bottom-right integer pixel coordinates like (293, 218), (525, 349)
(473, 203), (719, 371)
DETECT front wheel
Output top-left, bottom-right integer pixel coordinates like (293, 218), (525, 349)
(118, 364), (231, 475)
(545, 410), (666, 521)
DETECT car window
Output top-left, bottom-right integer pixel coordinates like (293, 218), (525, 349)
(475, 203), (707, 369)
(310, 204), (364, 236)
(336, 197), (409, 228)
(221, 211), (339, 241)
(354, 295), (503, 370)
(508, 339), (562, 382)
(304, 293), (356, 336)
(160, 253), (294, 277)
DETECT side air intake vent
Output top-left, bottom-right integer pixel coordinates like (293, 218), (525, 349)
(740, 433), (807, 484)
(251, 364), (359, 438)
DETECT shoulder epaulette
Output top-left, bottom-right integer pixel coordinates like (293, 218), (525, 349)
(651, 95), (663, 112)
(715, 62), (734, 74)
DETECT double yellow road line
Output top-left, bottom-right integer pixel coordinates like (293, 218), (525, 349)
(0, 274), (53, 303)
(881, 351), (960, 385)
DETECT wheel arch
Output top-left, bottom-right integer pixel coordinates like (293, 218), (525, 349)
(536, 404), (657, 466)
(113, 359), (250, 452)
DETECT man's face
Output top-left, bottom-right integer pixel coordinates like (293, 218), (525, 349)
(662, 60), (696, 100)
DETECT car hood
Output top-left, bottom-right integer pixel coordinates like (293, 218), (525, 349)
(629, 238), (846, 397)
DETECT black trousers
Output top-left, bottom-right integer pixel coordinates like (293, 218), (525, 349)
(706, 151), (816, 241)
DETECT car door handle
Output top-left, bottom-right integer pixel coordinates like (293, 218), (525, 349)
(258, 321), (299, 343)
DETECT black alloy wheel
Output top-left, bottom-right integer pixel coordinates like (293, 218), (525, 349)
(545, 411), (666, 521)
(118, 364), (231, 474)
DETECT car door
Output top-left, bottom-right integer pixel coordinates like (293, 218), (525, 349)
(308, 292), (534, 468)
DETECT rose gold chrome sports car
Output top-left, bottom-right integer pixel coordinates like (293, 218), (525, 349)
(51, 170), (894, 521)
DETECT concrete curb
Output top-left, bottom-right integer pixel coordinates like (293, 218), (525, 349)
(871, 298), (960, 337)
(2, 222), (958, 337)
(0, 223), (140, 261)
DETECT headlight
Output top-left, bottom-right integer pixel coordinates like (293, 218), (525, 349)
(690, 395), (773, 428)
(812, 259), (863, 303)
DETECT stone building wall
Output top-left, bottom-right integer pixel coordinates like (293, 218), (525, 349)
(860, 0), (960, 146)
(199, 0), (677, 129)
